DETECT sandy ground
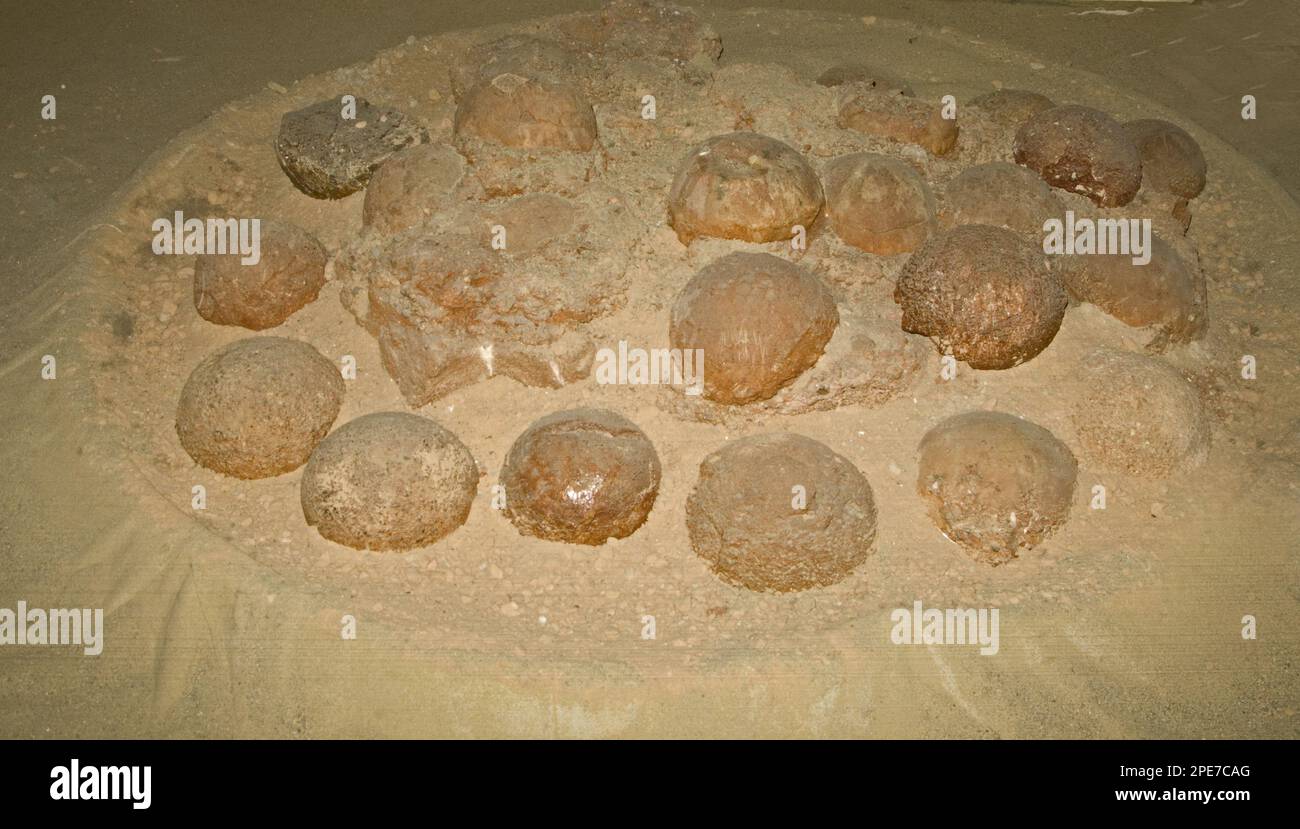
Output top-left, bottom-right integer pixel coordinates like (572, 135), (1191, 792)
(1, 1), (1298, 738)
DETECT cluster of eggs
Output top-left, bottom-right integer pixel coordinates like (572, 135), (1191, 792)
(173, 6), (1213, 594)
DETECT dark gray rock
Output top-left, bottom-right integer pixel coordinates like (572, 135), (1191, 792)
(274, 97), (428, 199)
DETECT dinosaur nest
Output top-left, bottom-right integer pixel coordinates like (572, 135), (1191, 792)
(92, 3), (1260, 687)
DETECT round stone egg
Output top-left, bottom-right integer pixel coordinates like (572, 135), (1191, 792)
(1057, 234), (1207, 346)
(300, 412), (479, 551)
(968, 88), (1055, 128)
(669, 252), (838, 404)
(686, 433), (877, 592)
(499, 408), (661, 545)
(176, 337), (344, 479)
(454, 73), (597, 151)
(823, 152), (936, 255)
(362, 143), (467, 235)
(1070, 348), (1209, 477)
(917, 411), (1077, 565)
(1124, 118), (1207, 200)
(666, 131), (824, 244)
(1014, 105), (1142, 208)
(894, 224), (1067, 369)
(938, 161), (1064, 237)
(274, 97), (427, 199)
(193, 219), (327, 331)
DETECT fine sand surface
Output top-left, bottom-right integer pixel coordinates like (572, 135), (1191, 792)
(2, 3), (1298, 738)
